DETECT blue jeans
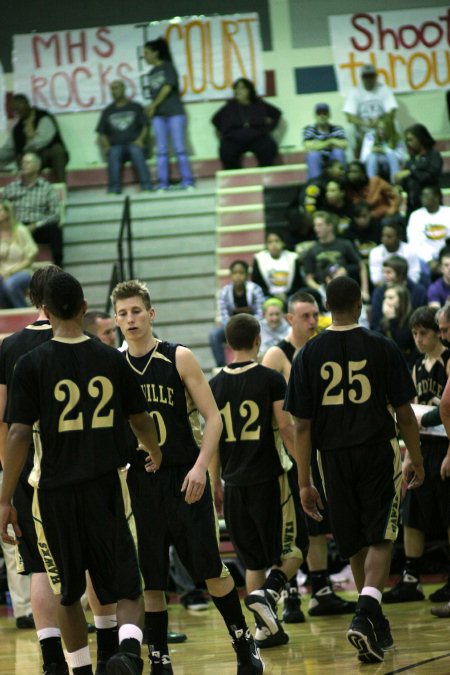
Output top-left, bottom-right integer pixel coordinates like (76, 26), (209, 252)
(306, 149), (347, 180)
(152, 114), (194, 188)
(107, 143), (152, 193)
(0, 271), (32, 308)
(209, 326), (226, 367)
(365, 150), (400, 184)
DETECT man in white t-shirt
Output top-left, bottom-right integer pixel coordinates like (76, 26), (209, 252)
(369, 221), (421, 286)
(343, 64), (398, 160)
(407, 185), (450, 270)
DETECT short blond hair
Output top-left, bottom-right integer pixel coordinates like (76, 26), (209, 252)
(111, 279), (152, 310)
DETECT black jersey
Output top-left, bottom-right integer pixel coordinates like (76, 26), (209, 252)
(209, 362), (292, 486)
(415, 349), (450, 405)
(285, 326), (416, 452)
(8, 336), (148, 489)
(125, 340), (202, 469)
(276, 339), (296, 364)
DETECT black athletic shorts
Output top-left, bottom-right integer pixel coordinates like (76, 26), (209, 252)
(402, 439), (450, 531)
(224, 470), (308, 571)
(319, 438), (402, 559)
(127, 465), (229, 589)
(303, 455), (331, 537)
(13, 475), (45, 574)
(34, 471), (142, 606)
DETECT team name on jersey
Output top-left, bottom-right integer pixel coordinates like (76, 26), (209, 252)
(140, 383), (174, 407)
(38, 541), (60, 585)
(417, 378), (443, 399)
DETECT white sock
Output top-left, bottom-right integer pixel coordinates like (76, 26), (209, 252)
(361, 586), (382, 604)
(67, 645), (91, 668)
(118, 624), (143, 644)
(37, 627), (61, 641)
(94, 614), (118, 630)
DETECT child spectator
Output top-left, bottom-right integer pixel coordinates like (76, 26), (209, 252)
(370, 255), (427, 332)
(252, 231), (304, 306)
(369, 221), (421, 286)
(383, 306), (450, 605)
(209, 260), (264, 366)
(428, 247), (450, 308)
(258, 298), (290, 357)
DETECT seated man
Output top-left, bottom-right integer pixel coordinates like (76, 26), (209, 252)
(407, 185), (450, 274)
(96, 80), (152, 194)
(369, 220), (421, 286)
(0, 94), (68, 182)
(303, 103), (347, 180)
(346, 161), (402, 222)
(2, 153), (63, 267)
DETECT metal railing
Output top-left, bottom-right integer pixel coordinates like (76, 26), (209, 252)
(105, 196), (134, 312)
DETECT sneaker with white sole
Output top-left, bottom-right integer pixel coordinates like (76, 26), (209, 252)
(308, 585), (357, 616)
(245, 591), (288, 649)
(347, 612), (384, 663)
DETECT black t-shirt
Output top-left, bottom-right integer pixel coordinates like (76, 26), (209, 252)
(209, 362), (290, 486)
(284, 326), (416, 452)
(303, 238), (361, 279)
(96, 101), (147, 145)
(344, 220), (382, 260)
(9, 336), (147, 489)
(125, 340), (201, 469)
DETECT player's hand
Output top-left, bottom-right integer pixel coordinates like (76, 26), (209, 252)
(402, 458), (424, 489)
(300, 486), (324, 521)
(0, 503), (21, 545)
(181, 465), (207, 504)
(142, 444), (162, 473)
(440, 454), (450, 481)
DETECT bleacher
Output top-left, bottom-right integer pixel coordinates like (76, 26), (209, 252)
(0, 142), (449, 372)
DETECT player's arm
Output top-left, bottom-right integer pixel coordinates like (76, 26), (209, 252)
(177, 346), (223, 504)
(395, 402), (424, 489)
(0, 422), (33, 544)
(0, 384), (8, 465)
(438, 378), (450, 481)
(291, 415), (323, 521)
(262, 347), (290, 383)
(273, 400), (295, 455)
(129, 411), (162, 471)
(208, 445), (224, 514)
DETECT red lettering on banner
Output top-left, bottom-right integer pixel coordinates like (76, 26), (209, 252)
(94, 27), (114, 58)
(351, 14), (374, 51)
(376, 15), (399, 50)
(98, 64), (113, 100)
(72, 67), (94, 107)
(49, 72), (72, 108)
(65, 31), (87, 64)
(31, 76), (50, 106)
(421, 22), (444, 49)
(32, 34), (61, 68)
(398, 25), (420, 50)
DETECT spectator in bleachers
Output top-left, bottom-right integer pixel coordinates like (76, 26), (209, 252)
(370, 255), (427, 333)
(428, 247), (450, 308)
(2, 153), (63, 267)
(0, 94), (68, 182)
(303, 103), (347, 180)
(83, 310), (117, 347)
(302, 211), (370, 302)
(143, 37), (194, 190)
(96, 80), (152, 195)
(211, 78), (281, 170)
(258, 297), (290, 357)
(407, 185), (450, 272)
(0, 199), (37, 308)
(369, 221), (421, 286)
(251, 231), (304, 306)
(360, 116), (406, 184)
(344, 201), (382, 263)
(320, 179), (354, 234)
(343, 64), (398, 160)
(209, 260), (264, 366)
(395, 124), (443, 216)
(378, 284), (416, 361)
(346, 160), (402, 221)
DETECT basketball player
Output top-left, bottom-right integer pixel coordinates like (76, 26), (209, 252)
(263, 290), (354, 620)
(0, 272), (162, 675)
(112, 280), (264, 675)
(285, 276), (424, 663)
(210, 313), (309, 649)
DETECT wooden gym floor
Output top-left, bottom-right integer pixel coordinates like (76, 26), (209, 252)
(0, 583), (449, 674)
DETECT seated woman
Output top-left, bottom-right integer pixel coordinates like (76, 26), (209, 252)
(395, 123), (443, 217)
(378, 283), (416, 363)
(320, 179), (354, 235)
(0, 199), (37, 308)
(346, 160), (402, 221)
(211, 78), (281, 169)
(360, 116), (406, 184)
(251, 231), (304, 306)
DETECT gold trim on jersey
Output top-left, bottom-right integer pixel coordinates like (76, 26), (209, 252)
(223, 362), (259, 375)
(25, 323), (52, 331)
(384, 438), (402, 544)
(327, 324), (360, 332)
(279, 472), (304, 563)
(52, 335), (90, 344)
(31, 489), (62, 595)
(125, 339), (171, 376)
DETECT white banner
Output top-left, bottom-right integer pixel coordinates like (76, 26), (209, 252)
(0, 61), (6, 131)
(329, 8), (450, 93)
(13, 14), (264, 113)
